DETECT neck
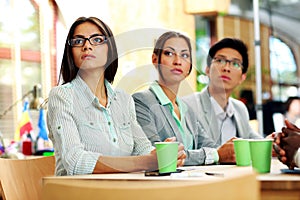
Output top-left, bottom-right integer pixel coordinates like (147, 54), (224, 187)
(158, 81), (179, 104)
(208, 86), (230, 110)
(78, 70), (107, 105)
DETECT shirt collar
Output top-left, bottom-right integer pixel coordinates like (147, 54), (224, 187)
(150, 81), (170, 106)
(150, 81), (187, 112)
(72, 74), (116, 108)
(210, 96), (234, 119)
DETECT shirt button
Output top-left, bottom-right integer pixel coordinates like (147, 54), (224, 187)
(90, 122), (94, 126)
(108, 122), (111, 126)
(113, 138), (116, 142)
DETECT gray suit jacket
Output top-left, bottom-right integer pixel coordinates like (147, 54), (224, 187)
(132, 88), (216, 166)
(183, 87), (263, 147)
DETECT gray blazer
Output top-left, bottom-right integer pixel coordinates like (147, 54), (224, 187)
(183, 87), (263, 147)
(132, 88), (216, 166)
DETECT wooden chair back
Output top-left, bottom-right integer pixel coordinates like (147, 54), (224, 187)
(0, 156), (55, 200)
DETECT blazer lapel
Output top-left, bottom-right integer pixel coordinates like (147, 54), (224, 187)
(200, 88), (220, 142)
(160, 105), (184, 143)
(149, 88), (184, 142)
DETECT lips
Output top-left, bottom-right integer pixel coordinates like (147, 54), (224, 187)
(81, 54), (96, 59)
(220, 75), (231, 81)
(171, 68), (183, 74)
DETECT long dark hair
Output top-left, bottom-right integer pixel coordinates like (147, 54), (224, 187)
(59, 17), (118, 84)
(153, 31), (192, 79)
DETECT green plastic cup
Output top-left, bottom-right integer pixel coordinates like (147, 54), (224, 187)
(249, 139), (273, 173)
(233, 139), (251, 166)
(155, 142), (178, 174)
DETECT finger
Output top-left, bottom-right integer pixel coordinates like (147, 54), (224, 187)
(164, 137), (176, 142)
(177, 150), (186, 159)
(289, 162), (296, 170)
(178, 144), (185, 151)
(279, 156), (287, 163)
(228, 137), (238, 142)
(177, 158), (185, 167)
(284, 119), (300, 131)
(273, 144), (281, 155)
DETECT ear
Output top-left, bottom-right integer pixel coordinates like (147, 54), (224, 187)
(152, 53), (158, 69)
(239, 73), (247, 84)
(205, 66), (210, 76)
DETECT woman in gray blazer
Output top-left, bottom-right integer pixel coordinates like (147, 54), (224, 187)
(133, 31), (234, 166)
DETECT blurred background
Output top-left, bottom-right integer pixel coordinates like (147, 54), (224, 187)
(1, 0), (300, 141)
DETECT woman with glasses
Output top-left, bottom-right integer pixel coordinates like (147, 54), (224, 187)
(183, 38), (263, 163)
(133, 32), (237, 165)
(47, 17), (186, 176)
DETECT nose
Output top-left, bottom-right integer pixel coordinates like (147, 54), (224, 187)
(82, 39), (93, 51)
(173, 54), (182, 65)
(222, 60), (231, 71)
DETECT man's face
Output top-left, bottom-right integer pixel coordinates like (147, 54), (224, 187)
(206, 48), (246, 92)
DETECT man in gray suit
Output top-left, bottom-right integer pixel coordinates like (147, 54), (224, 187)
(183, 38), (263, 163)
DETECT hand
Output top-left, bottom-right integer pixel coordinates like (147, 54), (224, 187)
(163, 137), (176, 142)
(274, 120), (300, 169)
(280, 132), (300, 169)
(266, 132), (278, 157)
(163, 137), (186, 167)
(217, 137), (236, 164)
(177, 143), (186, 167)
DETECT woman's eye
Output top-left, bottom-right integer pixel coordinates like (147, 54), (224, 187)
(164, 51), (174, 56)
(93, 37), (104, 43)
(181, 53), (190, 58)
(74, 39), (83, 45)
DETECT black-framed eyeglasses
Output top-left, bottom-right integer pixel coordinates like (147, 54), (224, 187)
(68, 35), (107, 47)
(212, 57), (243, 70)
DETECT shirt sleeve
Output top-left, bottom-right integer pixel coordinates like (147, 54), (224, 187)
(184, 147), (219, 166)
(47, 87), (101, 175)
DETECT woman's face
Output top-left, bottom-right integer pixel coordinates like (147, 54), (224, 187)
(71, 22), (108, 71)
(153, 37), (191, 85)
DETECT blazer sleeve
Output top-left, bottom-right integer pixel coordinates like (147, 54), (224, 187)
(132, 92), (161, 145)
(233, 99), (263, 139)
(184, 107), (219, 166)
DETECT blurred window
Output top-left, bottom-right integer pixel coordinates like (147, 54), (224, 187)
(269, 36), (298, 101)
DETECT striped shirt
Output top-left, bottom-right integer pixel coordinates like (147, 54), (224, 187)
(47, 75), (154, 176)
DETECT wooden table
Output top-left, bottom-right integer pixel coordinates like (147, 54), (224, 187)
(258, 158), (300, 200)
(42, 158), (300, 200)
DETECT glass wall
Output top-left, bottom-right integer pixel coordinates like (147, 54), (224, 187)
(0, 0), (42, 140)
(269, 36), (298, 101)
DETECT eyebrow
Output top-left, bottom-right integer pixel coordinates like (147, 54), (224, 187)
(214, 54), (242, 61)
(164, 46), (189, 53)
(72, 33), (103, 38)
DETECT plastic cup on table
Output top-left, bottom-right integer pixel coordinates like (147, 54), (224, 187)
(233, 138), (251, 166)
(249, 139), (273, 173)
(155, 142), (178, 174)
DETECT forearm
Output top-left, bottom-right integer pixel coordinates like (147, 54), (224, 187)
(93, 154), (158, 174)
